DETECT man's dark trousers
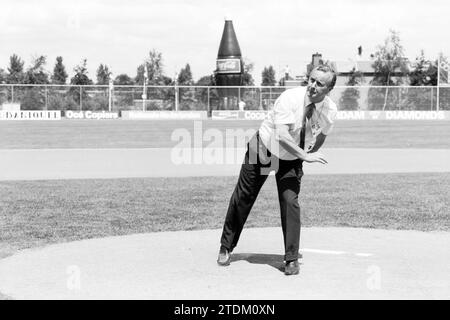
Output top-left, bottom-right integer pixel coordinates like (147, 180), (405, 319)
(220, 132), (303, 262)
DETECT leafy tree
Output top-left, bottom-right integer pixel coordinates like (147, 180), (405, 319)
(24, 55), (49, 84)
(194, 75), (216, 110)
(96, 64), (112, 85)
(135, 64), (146, 85)
(240, 59), (259, 109)
(175, 64), (195, 109)
(339, 68), (363, 110)
(179, 89), (197, 110)
(136, 49), (165, 85)
(69, 59), (93, 108)
(159, 75), (174, 85)
(371, 30), (408, 85)
(403, 51), (438, 110)
(196, 75), (214, 86)
(19, 56), (49, 110)
(7, 54), (25, 84)
(70, 59), (93, 85)
(242, 59), (255, 86)
(51, 56), (68, 84)
(114, 74), (134, 85)
(438, 53), (450, 110)
(94, 64), (112, 108)
(146, 50), (164, 83)
(368, 30), (409, 110)
(111, 74), (135, 108)
(177, 64), (194, 85)
(0, 68), (6, 84)
(156, 75), (175, 109)
(0, 69), (8, 105)
(409, 50), (437, 86)
(135, 50), (174, 109)
(261, 66), (276, 86)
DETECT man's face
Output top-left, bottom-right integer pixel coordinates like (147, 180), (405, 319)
(306, 69), (334, 103)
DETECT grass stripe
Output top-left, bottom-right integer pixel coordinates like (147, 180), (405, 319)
(1, 173), (448, 253)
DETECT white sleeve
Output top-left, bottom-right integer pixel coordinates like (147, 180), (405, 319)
(273, 92), (296, 125)
(321, 102), (338, 135)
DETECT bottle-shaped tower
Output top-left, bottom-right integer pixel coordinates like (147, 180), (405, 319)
(214, 18), (244, 110)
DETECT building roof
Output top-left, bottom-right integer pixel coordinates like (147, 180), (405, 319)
(333, 60), (374, 74)
(334, 59), (411, 75)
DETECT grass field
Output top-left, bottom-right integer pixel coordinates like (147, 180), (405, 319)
(0, 119), (449, 149)
(0, 119), (449, 259)
(0, 120), (449, 300)
(1, 173), (449, 260)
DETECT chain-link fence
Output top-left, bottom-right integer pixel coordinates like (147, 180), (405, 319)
(330, 86), (450, 111)
(1, 84), (449, 111)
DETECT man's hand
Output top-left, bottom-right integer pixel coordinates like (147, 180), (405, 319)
(308, 132), (327, 154)
(275, 125), (328, 164)
(304, 152), (328, 164)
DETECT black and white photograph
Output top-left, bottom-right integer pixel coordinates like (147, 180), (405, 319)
(0, 0), (449, 307)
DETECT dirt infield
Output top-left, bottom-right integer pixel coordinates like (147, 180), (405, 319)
(0, 148), (449, 180)
(0, 227), (448, 299)
(1, 119), (450, 149)
(0, 129), (449, 299)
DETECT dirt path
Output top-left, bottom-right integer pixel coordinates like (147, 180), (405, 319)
(0, 148), (449, 180)
(0, 227), (448, 299)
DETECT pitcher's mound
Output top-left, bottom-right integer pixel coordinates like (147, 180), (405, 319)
(0, 227), (449, 299)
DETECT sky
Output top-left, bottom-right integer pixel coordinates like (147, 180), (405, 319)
(1, 0), (449, 84)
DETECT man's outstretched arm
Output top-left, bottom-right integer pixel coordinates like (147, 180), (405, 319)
(275, 125), (328, 164)
(308, 132), (327, 153)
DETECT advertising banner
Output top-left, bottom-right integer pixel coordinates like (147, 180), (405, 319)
(336, 111), (450, 120)
(121, 111), (208, 120)
(0, 110), (61, 120)
(216, 59), (241, 74)
(65, 111), (119, 120)
(212, 110), (268, 120)
(211, 110), (240, 120)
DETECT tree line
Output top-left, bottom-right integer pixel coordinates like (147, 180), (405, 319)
(0, 30), (448, 111)
(0, 49), (257, 87)
(0, 31), (444, 89)
(338, 30), (449, 110)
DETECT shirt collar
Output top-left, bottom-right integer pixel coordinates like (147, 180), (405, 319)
(304, 93), (326, 109)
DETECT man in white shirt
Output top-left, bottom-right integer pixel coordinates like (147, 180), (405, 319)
(238, 100), (246, 111)
(217, 65), (338, 275)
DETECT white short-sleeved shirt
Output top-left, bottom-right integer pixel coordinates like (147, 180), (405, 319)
(258, 86), (338, 160)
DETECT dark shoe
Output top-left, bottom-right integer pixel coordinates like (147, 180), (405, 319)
(217, 246), (231, 266)
(284, 260), (299, 275)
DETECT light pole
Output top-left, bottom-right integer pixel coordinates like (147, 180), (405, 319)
(108, 78), (114, 112)
(142, 63), (148, 111)
(437, 55), (441, 111)
(174, 72), (179, 111)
